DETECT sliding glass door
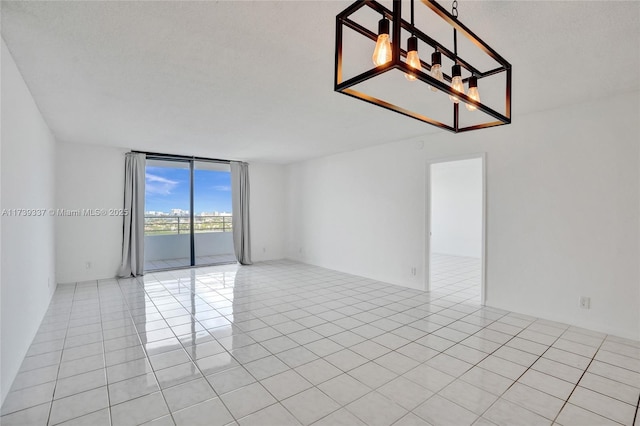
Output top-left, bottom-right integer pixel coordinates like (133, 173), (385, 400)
(193, 161), (235, 266)
(143, 157), (233, 271)
(144, 159), (191, 270)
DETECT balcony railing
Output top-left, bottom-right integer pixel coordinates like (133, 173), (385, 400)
(145, 215), (233, 235)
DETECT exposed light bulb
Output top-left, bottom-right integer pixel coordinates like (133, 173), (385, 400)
(372, 34), (391, 66)
(405, 36), (420, 81)
(449, 64), (463, 103)
(429, 51), (444, 92)
(450, 76), (463, 103)
(466, 76), (480, 111)
(372, 18), (392, 66)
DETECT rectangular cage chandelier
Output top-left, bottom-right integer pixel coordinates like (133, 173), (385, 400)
(334, 0), (512, 133)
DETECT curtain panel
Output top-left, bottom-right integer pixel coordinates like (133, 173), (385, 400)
(230, 161), (252, 265)
(117, 152), (145, 277)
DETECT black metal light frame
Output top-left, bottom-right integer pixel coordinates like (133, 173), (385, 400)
(334, 0), (512, 133)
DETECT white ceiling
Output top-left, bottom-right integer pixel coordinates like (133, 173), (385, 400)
(2, 1), (639, 164)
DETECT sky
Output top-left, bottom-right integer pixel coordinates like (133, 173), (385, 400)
(145, 166), (232, 214)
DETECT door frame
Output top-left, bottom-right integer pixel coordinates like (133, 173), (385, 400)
(425, 153), (487, 305)
(144, 155), (233, 272)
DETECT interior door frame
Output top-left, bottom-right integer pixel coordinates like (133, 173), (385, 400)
(425, 153), (487, 305)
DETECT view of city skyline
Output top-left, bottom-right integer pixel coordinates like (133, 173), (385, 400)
(145, 166), (232, 214)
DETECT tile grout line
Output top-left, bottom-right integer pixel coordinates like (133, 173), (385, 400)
(151, 271), (252, 424)
(44, 281), (76, 426)
(96, 279), (113, 426)
(317, 271), (516, 424)
(420, 312), (568, 423)
(49, 281), (111, 426)
(292, 285), (511, 425)
(419, 309), (625, 424)
(549, 336), (608, 425)
(127, 272), (257, 425)
(114, 275), (178, 426)
(156, 271), (347, 425)
(135, 263), (475, 425)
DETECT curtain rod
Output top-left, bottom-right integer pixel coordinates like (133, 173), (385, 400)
(130, 150), (232, 164)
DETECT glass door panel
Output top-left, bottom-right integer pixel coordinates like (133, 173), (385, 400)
(144, 159), (192, 271)
(193, 161), (235, 266)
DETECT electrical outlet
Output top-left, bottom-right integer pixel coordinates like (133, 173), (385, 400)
(579, 296), (590, 309)
(411, 267), (417, 276)
(85, 261), (92, 269)
(263, 247), (266, 253)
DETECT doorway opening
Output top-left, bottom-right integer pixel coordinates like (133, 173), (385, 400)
(143, 158), (235, 271)
(427, 155), (485, 304)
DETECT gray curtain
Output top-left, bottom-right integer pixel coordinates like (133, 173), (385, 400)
(230, 161), (252, 265)
(118, 152), (146, 277)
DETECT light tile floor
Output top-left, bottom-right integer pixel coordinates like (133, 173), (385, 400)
(144, 254), (237, 272)
(430, 253), (482, 303)
(2, 260), (639, 426)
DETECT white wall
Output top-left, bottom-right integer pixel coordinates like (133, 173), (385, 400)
(1, 39), (57, 403)
(286, 92), (640, 340)
(55, 141), (127, 283)
(286, 144), (426, 289)
(431, 158), (482, 258)
(250, 162), (286, 262)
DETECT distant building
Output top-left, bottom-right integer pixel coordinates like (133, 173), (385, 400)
(198, 211), (232, 216)
(145, 209), (230, 217)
